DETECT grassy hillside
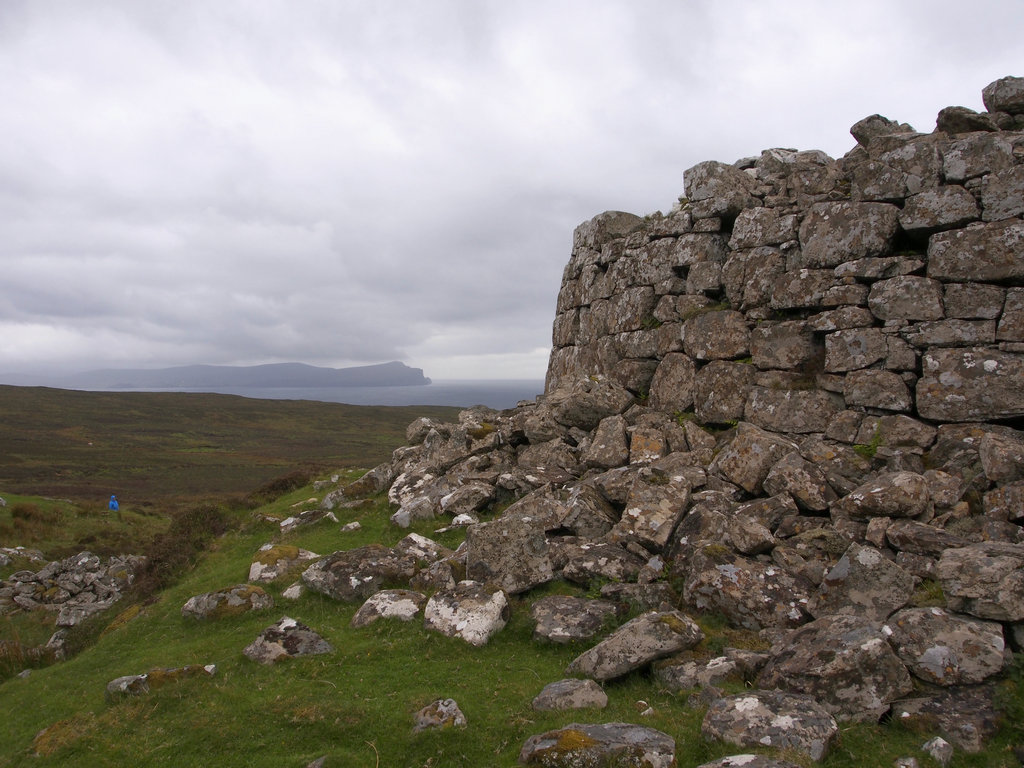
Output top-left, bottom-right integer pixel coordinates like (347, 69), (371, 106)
(0, 385), (461, 507)
(2, 486), (1022, 767)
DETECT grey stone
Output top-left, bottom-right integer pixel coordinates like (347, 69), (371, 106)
(301, 545), (417, 602)
(979, 430), (1024, 483)
(757, 614), (913, 721)
(181, 584), (273, 620)
(609, 466), (690, 552)
(682, 310), (750, 361)
(798, 201), (900, 268)
(928, 219), (1024, 282)
(729, 207), (798, 249)
(562, 542), (647, 585)
(583, 414), (629, 469)
(868, 276), (945, 322)
(981, 165), (1024, 221)
(770, 268), (836, 309)
(935, 106), (999, 134)
(711, 422), (798, 495)
(808, 543), (914, 621)
(901, 319), (996, 348)
(825, 327), (888, 372)
(350, 589), (426, 628)
(898, 186), (980, 234)
(532, 679), (608, 711)
(466, 514), (553, 596)
(413, 698), (466, 732)
(982, 76), (1024, 114)
(891, 685), (1001, 753)
(243, 616), (333, 664)
(520, 722), (676, 768)
(647, 352), (696, 413)
(530, 595), (624, 644)
(942, 133), (1016, 182)
(917, 348), (1024, 421)
(744, 388), (841, 434)
(762, 452), (837, 512)
(702, 690), (839, 761)
(936, 542), (1024, 621)
(695, 757), (802, 768)
(423, 580), (509, 646)
(943, 283), (1006, 320)
(693, 361), (757, 424)
(843, 369), (912, 412)
(566, 610), (703, 681)
(684, 160), (759, 218)
(832, 471), (932, 520)
(885, 520), (969, 557)
(998, 287), (1024, 341)
(884, 607), (1005, 685)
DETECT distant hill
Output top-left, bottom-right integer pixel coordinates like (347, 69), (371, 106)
(24, 361), (432, 390)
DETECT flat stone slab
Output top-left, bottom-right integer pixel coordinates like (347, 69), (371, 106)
(702, 690), (839, 761)
(532, 678), (608, 711)
(519, 722), (676, 767)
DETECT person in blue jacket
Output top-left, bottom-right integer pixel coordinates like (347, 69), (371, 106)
(109, 495), (119, 511)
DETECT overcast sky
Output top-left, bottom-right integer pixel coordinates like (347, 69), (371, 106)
(1, 1), (1021, 381)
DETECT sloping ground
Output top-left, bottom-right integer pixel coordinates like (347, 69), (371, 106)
(1, 483), (1021, 767)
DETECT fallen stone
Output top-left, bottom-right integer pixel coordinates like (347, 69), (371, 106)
(530, 595), (624, 644)
(884, 607), (1005, 686)
(300, 545), (417, 603)
(181, 584), (273, 620)
(519, 722), (675, 768)
(891, 684), (1001, 753)
(808, 542), (914, 621)
(566, 609), (703, 681)
(248, 544), (320, 583)
(412, 698), (466, 733)
(350, 589), (427, 628)
(242, 616), (333, 664)
(423, 581), (508, 646)
(701, 690), (839, 761)
(532, 679), (608, 711)
(936, 542), (1024, 621)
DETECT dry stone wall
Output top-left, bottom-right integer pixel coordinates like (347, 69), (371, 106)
(548, 79), (1024, 429)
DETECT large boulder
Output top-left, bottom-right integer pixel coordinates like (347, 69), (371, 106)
(530, 595), (624, 644)
(532, 679), (609, 711)
(300, 545), (417, 602)
(566, 610), (703, 681)
(465, 514), (554, 595)
(807, 543), (914, 621)
(884, 607), (1006, 685)
(917, 348), (1024, 422)
(350, 589), (427, 628)
(757, 614), (913, 721)
(242, 616), (333, 664)
(935, 542), (1024, 621)
(702, 690), (839, 762)
(248, 544), (320, 583)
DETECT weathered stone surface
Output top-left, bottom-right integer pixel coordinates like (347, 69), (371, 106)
(532, 679), (608, 711)
(757, 614), (913, 721)
(562, 543), (647, 585)
(798, 201), (900, 267)
(711, 423), (798, 495)
(350, 589), (426, 628)
(723, 247), (786, 310)
(884, 607), (1005, 685)
(832, 472), (932, 520)
(695, 757), (801, 768)
(301, 545), (417, 602)
(843, 369), (912, 412)
(548, 376), (635, 431)
(850, 114), (915, 147)
(520, 722), (676, 768)
(927, 219), (1024, 282)
(683, 546), (811, 630)
(917, 348), (1024, 421)
(243, 616), (333, 664)
(584, 415), (629, 469)
(868, 276), (945, 322)
(942, 133), (1016, 182)
(702, 690), (839, 761)
(566, 610), (703, 681)
(770, 269), (836, 309)
(981, 165), (1024, 221)
(891, 685), (1002, 753)
(573, 211), (645, 250)
(530, 595), (623, 644)
(693, 361), (757, 424)
(762, 452), (836, 512)
(682, 311), (750, 361)
(684, 160), (759, 218)
(824, 327), (889, 372)
(647, 352), (696, 413)
(936, 542), (1024, 621)
(609, 467), (690, 552)
(729, 207), (798, 249)
(808, 543), (914, 620)
(413, 698), (467, 732)
(978, 430), (1024, 483)
(936, 106), (999, 134)
(423, 580), (509, 646)
(885, 519), (968, 557)
(998, 287), (1024, 341)
(898, 186), (980, 233)
(944, 282), (1006, 320)
(983, 75), (1024, 114)
(744, 388), (840, 434)
(466, 515), (553, 595)
(750, 322), (819, 370)
(182, 584), (273, 620)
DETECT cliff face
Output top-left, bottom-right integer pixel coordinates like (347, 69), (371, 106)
(547, 79), (1024, 429)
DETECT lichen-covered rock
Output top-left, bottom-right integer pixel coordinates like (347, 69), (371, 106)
(647, 352), (697, 413)
(532, 679), (608, 711)
(519, 722), (676, 768)
(890, 685), (1002, 753)
(798, 201), (899, 267)
(936, 542), (1024, 621)
(744, 388), (840, 434)
(248, 544), (321, 583)
(693, 360), (757, 424)
(884, 607), (1005, 685)
(583, 414), (630, 470)
(350, 589), (426, 628)
(562, 542), (647, 585)
(412, 698), (467, 732)
(695, 757), (802, 768)
(300, 545), (417, 603)
(242, 616), (333, 664)
(702, 690), (839, 761)
(181, 584), (273, 620)
(609, 467), (690, 552)
(982, 75), (1024, 114)
(927, 219), (1024, 282)
(530, 595), (624, 644)
(762, 452), (836, 512)
(808, 543), (913, 621)
(757, 614), (913, 721)
(831, 471), (932, 520)
(710, 423), (798, 495)
(566, 610), (703, 681)
(682, 310), (751, 361)
(465, 514), (554, 595)
(423, 580), (508, 646)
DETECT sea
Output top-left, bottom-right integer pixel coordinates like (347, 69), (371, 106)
(114, 379), (546, 411)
